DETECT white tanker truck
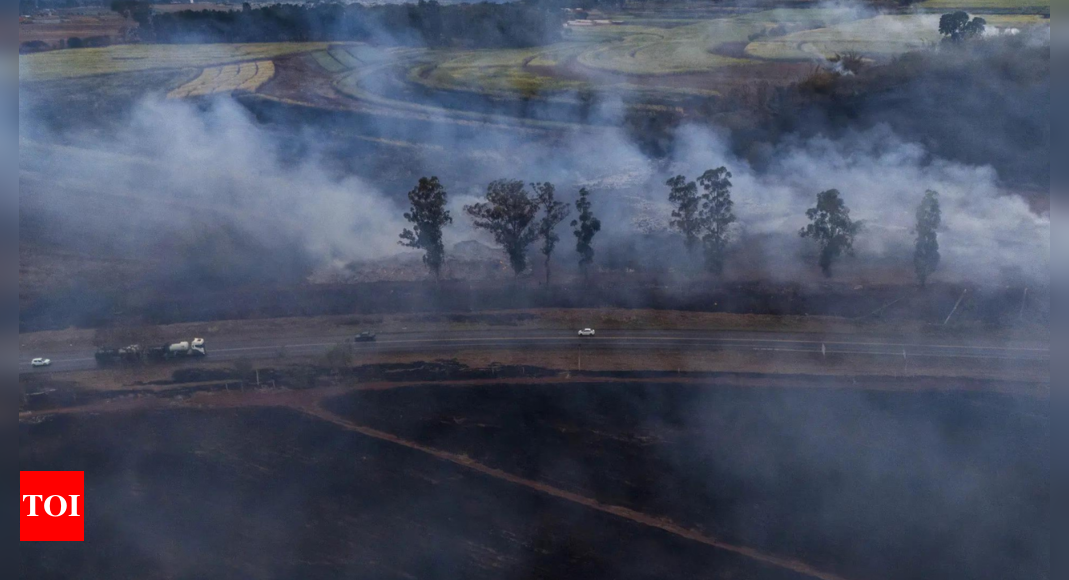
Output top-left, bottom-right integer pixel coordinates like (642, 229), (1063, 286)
(165, 338), (207, 357)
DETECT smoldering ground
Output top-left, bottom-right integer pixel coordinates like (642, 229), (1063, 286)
(18, 381), (1049, 580)
(324, 381), (1049, 580)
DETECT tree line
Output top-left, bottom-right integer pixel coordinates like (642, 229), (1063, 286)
(117, 1), (563, 48)
(400, 177), (601, 284)
(399, 172), (942, 286)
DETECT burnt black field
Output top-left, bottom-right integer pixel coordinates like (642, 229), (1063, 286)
(21, 383), (1048, 580)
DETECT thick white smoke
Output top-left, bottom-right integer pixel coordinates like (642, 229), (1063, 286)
(669, 124), (1050, 283)
(20, 90), (1048, 286)
(23, 98), (407, 265)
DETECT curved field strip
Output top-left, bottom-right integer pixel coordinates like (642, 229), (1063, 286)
(334, 44), (415, 67)
(238, 60), (274, 91)
(311, 44), (425, 73)
(334, 62), (592, 132)
(19, 42), (326, 82)
(168, 60), (275, 99)
(311, 50), (348, 73)
(329, 46), (363, 69)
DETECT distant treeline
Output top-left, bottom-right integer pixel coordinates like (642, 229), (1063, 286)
(145, 2), (564, 48)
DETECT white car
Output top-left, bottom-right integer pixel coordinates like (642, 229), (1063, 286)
(577, 328), (596, 337)
(30, 357), (51, 368)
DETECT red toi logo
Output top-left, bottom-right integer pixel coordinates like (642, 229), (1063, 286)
(20, 471), (84, 542)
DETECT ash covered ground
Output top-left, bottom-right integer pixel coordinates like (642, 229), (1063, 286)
(21, 382), (1048, 580)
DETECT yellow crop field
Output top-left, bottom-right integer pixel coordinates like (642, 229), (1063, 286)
(167, 60), (275, 99)
(19, 43), (326, 82)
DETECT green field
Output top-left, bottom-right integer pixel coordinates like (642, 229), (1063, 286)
(19, 43), (328, 82)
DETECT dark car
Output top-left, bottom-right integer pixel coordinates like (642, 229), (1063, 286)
(354, 331), (377, 342)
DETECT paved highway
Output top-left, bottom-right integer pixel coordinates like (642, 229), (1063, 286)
(18, 329), (1050, 374)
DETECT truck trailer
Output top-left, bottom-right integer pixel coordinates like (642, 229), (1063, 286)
(95, 338), (207, 366)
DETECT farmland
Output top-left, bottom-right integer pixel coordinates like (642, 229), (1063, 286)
(566, 9), (854, 75)
(747, 12), (1049, 60)
(326, 9), (844, 107)
(18, 5), (1049, 121)
(18, 43), (326, 82)
(918, 0), (1049, 8)
(310, 7), (1048, 115)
